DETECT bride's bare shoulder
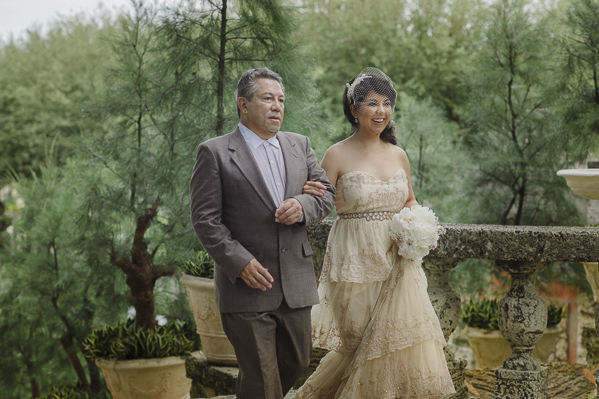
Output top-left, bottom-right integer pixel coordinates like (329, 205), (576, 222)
(321, 141), (353, 181)
(389, 144), (408, 159)
(323, 140), (350, 161)
(388, 145), (411, 172)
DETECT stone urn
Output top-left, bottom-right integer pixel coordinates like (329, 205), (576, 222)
(466, 325), (563, 368)
(179, 274), (237, 366)
(557, 168), (599, 200)
(582, 262), (599, 303)
(96, 355), (192, 399)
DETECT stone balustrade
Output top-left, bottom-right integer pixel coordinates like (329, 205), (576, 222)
(306, 220), (599, 399)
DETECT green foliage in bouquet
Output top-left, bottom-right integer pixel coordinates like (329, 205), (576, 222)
(462, 298), (563, 330)
(179, 251), (215, 279)
(83, 319), (199, 361)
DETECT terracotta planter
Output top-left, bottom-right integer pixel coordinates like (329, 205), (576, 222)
(179, 274), (237, 366)
(466, 325), (562, 368)
(96, 355), (192, 399)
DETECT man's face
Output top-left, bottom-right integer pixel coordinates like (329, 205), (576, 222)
(239, 78), (285, 139)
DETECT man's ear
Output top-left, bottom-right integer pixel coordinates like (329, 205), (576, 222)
(237, 97), (249, 115)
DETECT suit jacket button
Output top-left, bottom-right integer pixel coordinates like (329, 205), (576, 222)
(281, 248), (287, 253)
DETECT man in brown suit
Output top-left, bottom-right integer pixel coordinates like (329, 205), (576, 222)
(190, 67), (335, 399)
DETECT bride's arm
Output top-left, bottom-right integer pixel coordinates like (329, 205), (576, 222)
(399, 148), (418, 209)
(302, 145), (341, 195)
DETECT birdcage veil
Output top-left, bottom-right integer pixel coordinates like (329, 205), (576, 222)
(345, 67), (397, 112)
(342, 67), (398, 144)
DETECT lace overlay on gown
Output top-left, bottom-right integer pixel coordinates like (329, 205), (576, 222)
(296, 170), (455, 399)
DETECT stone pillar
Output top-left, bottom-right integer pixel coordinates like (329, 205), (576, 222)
(494, 260), (549, 399)
(423, 257), (468, 399)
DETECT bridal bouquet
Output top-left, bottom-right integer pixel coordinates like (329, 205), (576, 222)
(389, 205), (445, 260)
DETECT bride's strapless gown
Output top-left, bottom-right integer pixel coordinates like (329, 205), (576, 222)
(296, 169), (455, 399)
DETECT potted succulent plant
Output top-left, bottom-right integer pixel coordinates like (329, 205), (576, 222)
(462, 298), (563, 368)
(178, 251), (237, 366)
(39, 382), (108, 399)
(582, 326), (599, 365)
(83, 319), (199, 399)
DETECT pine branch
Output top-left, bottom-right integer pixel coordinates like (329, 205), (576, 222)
(152, 268), (175, 284)
(110, 249), (135, 275)
(225, 57), (271, 62)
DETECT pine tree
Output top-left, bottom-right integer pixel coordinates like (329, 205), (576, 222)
(557, 0), (599, 158)
(0, 161), (129, 398)
(0, 13), (117, 180)
(394, 93), (466, 222)
(77, 0), (194, 330)
(457, 0), (582, 226)
(155, 0), (324, 144)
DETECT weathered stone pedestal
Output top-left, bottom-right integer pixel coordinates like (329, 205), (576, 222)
(423, 257), (468, 398)
(494, 261), (548, 399)
(494, 367), (548, 398)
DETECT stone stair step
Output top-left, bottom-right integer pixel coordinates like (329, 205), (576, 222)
(198, 391), (296, 399)
(464, 362), (596, 399)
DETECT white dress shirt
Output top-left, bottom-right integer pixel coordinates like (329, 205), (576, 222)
(239, 123), (287, 207)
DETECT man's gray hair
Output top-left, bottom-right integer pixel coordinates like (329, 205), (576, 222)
(236, 67), (285, 118)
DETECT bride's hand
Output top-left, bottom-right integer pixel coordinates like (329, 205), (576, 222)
(303, 181), (326, 196)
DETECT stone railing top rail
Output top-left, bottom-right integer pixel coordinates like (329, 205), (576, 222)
(308, 219), (599, 263)
(433, 223), (599, 262)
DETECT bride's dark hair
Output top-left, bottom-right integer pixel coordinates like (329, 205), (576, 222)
(342, 73), (397, 145)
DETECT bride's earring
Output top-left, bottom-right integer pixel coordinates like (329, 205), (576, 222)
(354, 118), (358, 124)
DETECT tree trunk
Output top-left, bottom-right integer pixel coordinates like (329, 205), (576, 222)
(60, 335), (90, 390)
(216, 0), (228, 136)
(25, 360), (40, 399)
(85, 356), (103, 393)
(514, 178), (526, 226)
(128, 266), (157, 329)
(110, 198), (171, 330)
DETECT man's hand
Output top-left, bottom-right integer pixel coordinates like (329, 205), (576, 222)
(239, 258), (274, 291)
(275, 198), (303, 225)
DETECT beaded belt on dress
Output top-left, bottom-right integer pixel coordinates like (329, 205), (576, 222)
(338, 211), (394, 221)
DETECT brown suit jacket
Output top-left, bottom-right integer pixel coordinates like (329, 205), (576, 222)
(190, 127), (335, 313)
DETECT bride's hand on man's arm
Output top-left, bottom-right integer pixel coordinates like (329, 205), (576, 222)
(302, 181), (326, 196)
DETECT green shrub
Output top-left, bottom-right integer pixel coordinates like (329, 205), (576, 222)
(461, 298), (499, 330)
(38, 383), (111, 399)
(547, 303), (563, 327)
(83, 319), (199, 361)
(461, 298), (563, 330)
(179, 251), (214, 278)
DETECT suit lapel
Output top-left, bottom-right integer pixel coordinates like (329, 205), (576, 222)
(278, 132), (303, 199)
(228, 128), (277, 213)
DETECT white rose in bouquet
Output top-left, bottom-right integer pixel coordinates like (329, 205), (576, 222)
(389, 205), (445, 260)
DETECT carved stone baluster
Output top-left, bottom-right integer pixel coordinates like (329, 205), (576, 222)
(423, 257), (468, 399)
(494, 260), (549, 399)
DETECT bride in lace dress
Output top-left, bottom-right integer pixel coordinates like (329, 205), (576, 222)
(295, 69), (455, 399)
